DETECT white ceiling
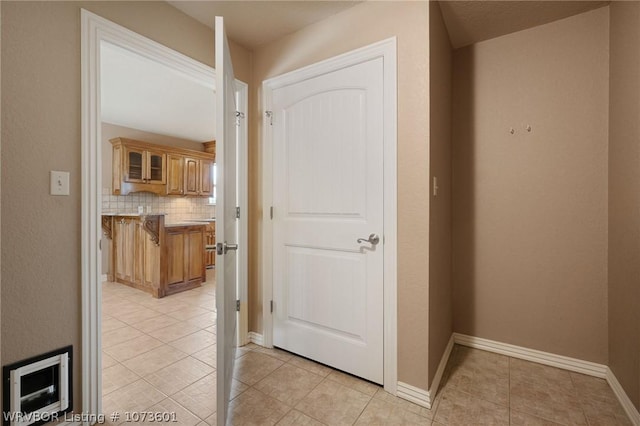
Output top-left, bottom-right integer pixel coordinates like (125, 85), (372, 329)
(168, 1), (361, 49)
(100, 41), (216, 142)
(439, 1), (609, 49)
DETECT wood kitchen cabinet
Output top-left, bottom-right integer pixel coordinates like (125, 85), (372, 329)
(205, 222), (216, 268)
(184, 157), (214, 197)
(166, 154), (185, 195)
(164, 225), (206, 295)
(111, 137), (215, 197)
(104, 214), (205, 298)
(112, 215), (161, 297)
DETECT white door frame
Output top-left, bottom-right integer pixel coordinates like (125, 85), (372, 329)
(80, 9), (249, 418)
(261, 37), (398, 394)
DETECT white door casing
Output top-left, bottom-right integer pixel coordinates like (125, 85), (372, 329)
(81, 10), (248, 421)
(215, 15), (239, 426)
(262, 38), (397, 391)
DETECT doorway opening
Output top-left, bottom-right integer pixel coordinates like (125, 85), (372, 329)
(80, 9), (248, 419)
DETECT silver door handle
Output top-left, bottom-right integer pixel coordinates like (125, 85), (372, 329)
(216, 242), (239, 255)
(357, 234), (380, 245)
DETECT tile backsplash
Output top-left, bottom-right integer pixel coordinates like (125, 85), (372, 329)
(101, 188), (215, 222)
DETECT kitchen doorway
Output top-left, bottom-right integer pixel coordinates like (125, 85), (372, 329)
(80, 9), (248, 418)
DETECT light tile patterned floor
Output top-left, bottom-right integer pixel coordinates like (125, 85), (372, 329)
(102, 275), (631, 425)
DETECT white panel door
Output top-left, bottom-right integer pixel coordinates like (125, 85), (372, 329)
(272, 57), (384, 384)
(215, 16), (238, 426)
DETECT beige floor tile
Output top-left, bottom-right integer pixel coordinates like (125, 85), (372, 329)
(231, 379), (250, 400)
(186, 311), (217, 329)
(227, 388), (290, 425)
(192, 344), (217, 369)
(148, 321), (202, 343)
(355, 398), (431, 425)
(288, 355), (333, 378)
(276, 409), (324, 425)
(570, 372), (631, 424)
(373, 389), (437, 420)
(441, 361), (509, 406)
(510, 373), (587, 425)
(103, 352), (119, 369)
(103, 325), (146, 348)
(193, 296), (217, 311)
(104, 334), (165, 362)
(433, 388), (509, 425)
(102, 317), (129, 333)
(103, 302), (142, 318)
(510, 358), (574, 391)
(144, 300), (194, 314)
(102, 363), (140, 396)
(118, 306), (165, 325)
(204, 325), (216, 335)
(510, 410), (565, 425)
(169, 330), (217, 354)
(236, 346), (254, 359)
(102, 379), (167, 417)
(132, 314), (181, 333)
(204, 413), (217, 426)
(234, 352), (285, 386)
(168, 306), (211, 321)
(144, 398), (201, 426)
(295, 379), (372, 425)
(172, 373), (217, 419)
(144, 357), (214, 396)
(123, 344), (187, 376)
(254, 363), (324, 406)
(326, 370), (380, 397)
(253, 347), (295, 363)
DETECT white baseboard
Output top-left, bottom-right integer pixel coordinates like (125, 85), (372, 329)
(397, 381), (431, 409)
(248, 332), (264, 346)
(395, 335), (455, 409)
(453, 333), (607, 378)
(606, 367), (640, 426)
(101, 274), (107, 282)
(428, 334), (455, 401)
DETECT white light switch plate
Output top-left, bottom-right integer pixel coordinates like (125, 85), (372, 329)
(50, 171), (70, 196)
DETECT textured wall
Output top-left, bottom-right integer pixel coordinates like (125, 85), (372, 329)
(452, 7), (610, 363)
(428, 0), (453, 388)
(250, 1), (431, 390)
(0, 1), (250, 412)
(609, 1), (640, 411)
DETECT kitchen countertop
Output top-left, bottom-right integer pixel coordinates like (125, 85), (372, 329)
(164, 221), (207, 228)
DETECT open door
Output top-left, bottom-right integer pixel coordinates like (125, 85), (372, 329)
(215, 15), (239, 426)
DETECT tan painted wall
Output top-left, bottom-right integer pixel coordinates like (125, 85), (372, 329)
(452, 7), (610, 363)
(250, 1), (431, 389)
(608, 1), (640, 411)
(0, 1), (250, 412)
(428, 1), (452, 387)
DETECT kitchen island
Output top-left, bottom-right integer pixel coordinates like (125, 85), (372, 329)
(102, 213), (207, 298)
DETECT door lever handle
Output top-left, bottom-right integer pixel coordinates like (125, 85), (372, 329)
(357, 234), (380, 245)
(216, 242), (239, 255)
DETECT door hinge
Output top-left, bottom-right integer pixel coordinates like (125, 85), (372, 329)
(236, 300), (241, 312)
(265, 111), (273, 126)
(236, 206), (241, 219)
(235, 111), (245, 126)
(270, 206), (273, 220)
(270, 300), (273, 313)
